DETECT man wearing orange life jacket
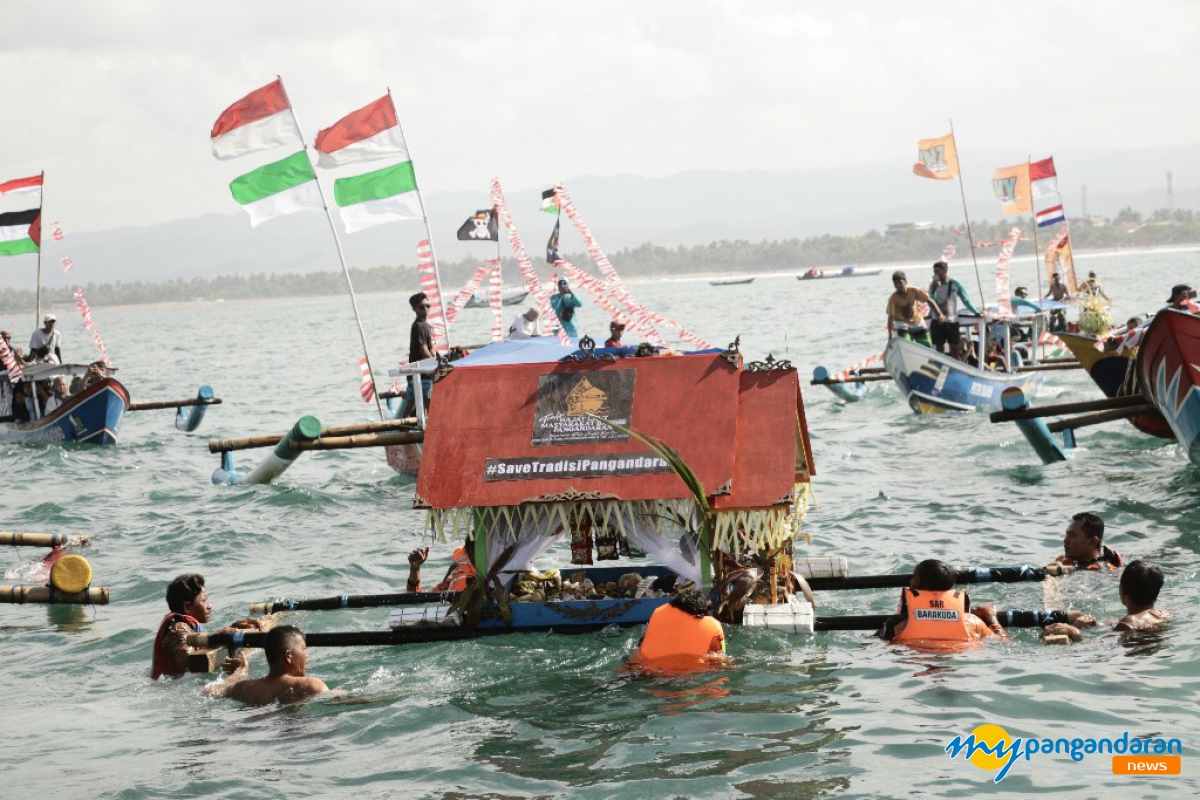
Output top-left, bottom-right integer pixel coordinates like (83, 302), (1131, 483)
(630, 590), (727, 672)
(150, 573), (262, 680)
(1053, 512), (1122, 572)
(406, 539), (478, 592)
(879, 560), (1007, 649)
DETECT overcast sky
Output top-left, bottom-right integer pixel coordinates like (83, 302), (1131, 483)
(1, 1), (1196, 233)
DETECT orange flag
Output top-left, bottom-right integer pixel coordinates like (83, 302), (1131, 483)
(992, 163), (1033, 215)
(913, 133), (959, 180)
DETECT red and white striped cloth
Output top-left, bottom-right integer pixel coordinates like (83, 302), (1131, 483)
(488, 261), (505, 342)
(556, 185), (626, 291)
(992, 226), (1022, 318)
(489, 177), (569, 345)
(416, 239), (448, 351)
(61, 256), (74, 273)
(359, 357), (376, 403)
(445, 260), (495, 329)
(834, 351), (883, 382)
(51, 220), (64, 242)
(941, 244), (956, 262)
(0, 336), (23, 380)
(73, 289), (112, 366)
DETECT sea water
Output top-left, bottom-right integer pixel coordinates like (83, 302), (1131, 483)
(2, 248), (1199, 798)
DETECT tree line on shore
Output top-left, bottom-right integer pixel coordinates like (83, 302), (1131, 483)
(1, 208), (1195, 313)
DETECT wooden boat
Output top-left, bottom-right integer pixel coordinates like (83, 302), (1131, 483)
(385, 341), (820, 638)
(798, 266), (884, 280)
(464, 288), (528, 308)
(1137, 309), (1200, 467)
(709, 276), (755, 286)
(884, 313), (1042, 413)
(0, 363), (128, 444)
(1057, 330), (1174, 439)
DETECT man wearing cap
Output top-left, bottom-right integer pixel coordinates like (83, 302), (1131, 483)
(604, 319), (626, 348)
(29, 314), (62, 364)
(508, 307), (543, 340)
(550, 278), (583, 340)
(1166, 284), (1199, 313)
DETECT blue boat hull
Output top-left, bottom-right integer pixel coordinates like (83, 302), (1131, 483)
(885, 337), (1042, 413)
(0, 378), (129, 445)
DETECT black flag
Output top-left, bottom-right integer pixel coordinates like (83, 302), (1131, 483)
(546, 217), (561, 264)
(456, 208), (499, 241)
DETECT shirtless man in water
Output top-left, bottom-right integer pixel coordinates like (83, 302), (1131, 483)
(205, 626), (328, 705)
(1044, 560), (1170, 643)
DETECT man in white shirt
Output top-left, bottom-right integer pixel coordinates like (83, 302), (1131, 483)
(508, 308), (543, 340)
(29, 314), (62, 364)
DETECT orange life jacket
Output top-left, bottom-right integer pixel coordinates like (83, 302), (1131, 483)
(150, 612), (200, 679)
(891, 587), (971, 643)
(634, 603), (725, 665)
(1055, 546), (1122, 571)
(435, 546), (477, 592)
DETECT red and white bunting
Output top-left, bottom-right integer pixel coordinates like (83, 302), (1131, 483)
(834, 351), (883, 382)
(73, 289), (112, 366)
(359, 357), (376, 403)
(0, 335), (24, 380)
(416, 239), (448, 351)
(488, 261), (505, 343)
(556, 185), (626, 290)
(941, 244), (956, 262)
(445, 261), (495, 328)
(51, 220), (64, 241)
(993, 226), (1022, 317)
(490, 178), (569, 345)
(61, 256), (74, 273)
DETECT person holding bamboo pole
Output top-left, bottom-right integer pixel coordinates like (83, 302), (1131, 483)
(205, 626), (329, 706)
(886, 271), (943, 348)
(150, 573), (263, 680)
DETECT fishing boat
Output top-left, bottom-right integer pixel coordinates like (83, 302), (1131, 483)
(798, 266), (884, 280)
(0, 363), (128, 444)
(884, 311), (1043, 413)
(381, 339), (819, 638)
(709, 276), (755, 286)
(1056, 330), (1174, 439)
(465, 288), (528, 308)
(1137, 309), (1200, 467)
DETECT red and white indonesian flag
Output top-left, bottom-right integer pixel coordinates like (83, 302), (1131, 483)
(210, 79), (302, 160)
(0, 174), (43, 197)
(228, 151), (322, 227)
(1030, 157), (1060, 201)
(314, 95), (409, 169)
(333, 161), (422, 233)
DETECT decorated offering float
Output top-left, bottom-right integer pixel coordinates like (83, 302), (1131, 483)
(1137, 309), (1200, 468)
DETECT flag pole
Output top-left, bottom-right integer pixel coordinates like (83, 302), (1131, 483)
(389, 89), (450, 350)
(279, 79), (384, 418)
(948, 120), (986, 309)
(35, 170), (45, 328)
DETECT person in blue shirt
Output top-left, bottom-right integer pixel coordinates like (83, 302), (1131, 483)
(1012, 286), (1041, 312)
(928, 261), (981, 355)
(550, 278), (583, 339)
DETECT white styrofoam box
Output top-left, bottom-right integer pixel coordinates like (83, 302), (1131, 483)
(793, 556), (849, 580)
(740, 597), (815, 633)
(387, 605), (462, 629)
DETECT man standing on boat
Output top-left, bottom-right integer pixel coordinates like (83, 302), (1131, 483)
(927, 261), (980, 355)
(28, 314), (61, 364)
(886, 271), (942, 347)
(1045, 274), (1070, 332)
(550, 278), (583, 340)
(404, 292), (436, 417)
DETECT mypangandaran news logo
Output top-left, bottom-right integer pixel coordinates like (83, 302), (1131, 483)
(945, 724), (1183, 783)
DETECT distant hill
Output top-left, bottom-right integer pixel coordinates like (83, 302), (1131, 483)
(10, 144), (1199, 291)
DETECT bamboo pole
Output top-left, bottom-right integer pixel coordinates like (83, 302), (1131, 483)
(0, 585), (109, 605)
(248, 590), (461, 615)
(1013, 362), (1083, 373)
(811, 373), (894, 386)
(128, 397), (223, 412)
(990, 394), (1146, 423)
(288, 431), (424, 451)
(806, 564), (1072, 592)
(814, 608), (1081, 632)
(189, 627), (481, 649)
(209, 418), (420, 453)
(0, 532), (90, 548)
(1046, 405), (1155, 433)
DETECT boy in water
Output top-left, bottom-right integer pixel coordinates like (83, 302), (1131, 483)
(1044, 560), (1170, 643)
(150, 574), (262, 679)
(206, 626), (329, 705)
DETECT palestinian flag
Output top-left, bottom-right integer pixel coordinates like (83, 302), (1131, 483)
(0, 208), (41, 257)
(541, 188), (561, 214)
(228, 151), (322, 227)
(314, 95), (409, 169)
(211, 79), (302, 160)
(334, 161), (422, 233)
(0, 174), (43, 196)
